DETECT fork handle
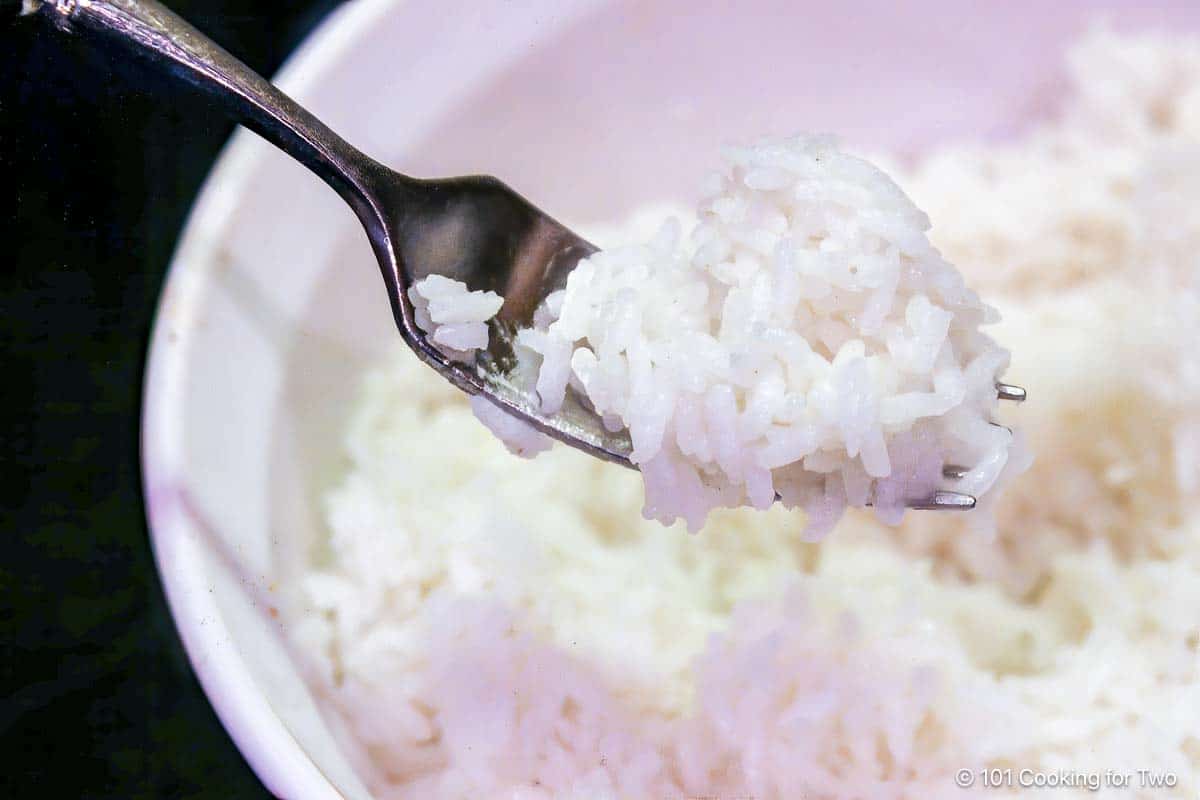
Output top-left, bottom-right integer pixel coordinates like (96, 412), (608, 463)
(28, 0), (387, 218)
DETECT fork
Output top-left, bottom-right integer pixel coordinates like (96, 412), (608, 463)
(28, 0), (1024, 510)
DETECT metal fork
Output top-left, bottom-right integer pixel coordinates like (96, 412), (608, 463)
(29, 0), (1024, 511)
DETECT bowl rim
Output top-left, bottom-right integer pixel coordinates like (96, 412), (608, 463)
(140, 1), (400, 796)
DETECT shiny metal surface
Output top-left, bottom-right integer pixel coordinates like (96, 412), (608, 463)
(907, 490), (977, 511)
(996, 382), (1028, 403)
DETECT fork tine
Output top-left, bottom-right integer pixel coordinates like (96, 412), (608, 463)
(942, 464), (968, 480)
(996, 382), (1026, 402)
(782, 483), (978, 512)
(908, 490), (977, 511)
(990, 422), (1012, 434)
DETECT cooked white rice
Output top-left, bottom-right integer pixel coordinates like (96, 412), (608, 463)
(290, 28), (1200, 800)
(408, 276), (553, 455)
(468, 393), (552, 458)
(506, 135), (1023, 535)
(408, 274), (503, 360)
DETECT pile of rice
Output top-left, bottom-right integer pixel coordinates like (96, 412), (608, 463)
(291, 28), (1200, 800)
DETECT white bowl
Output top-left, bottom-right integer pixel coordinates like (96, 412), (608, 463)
(142, 1), (1200, 796)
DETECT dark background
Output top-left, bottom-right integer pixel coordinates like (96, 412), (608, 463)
(2, 2), (342, 796)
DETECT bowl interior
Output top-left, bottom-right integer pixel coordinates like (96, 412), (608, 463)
(143, 1), (1200, 797)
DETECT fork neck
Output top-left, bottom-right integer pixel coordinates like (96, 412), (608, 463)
(31, 0), (409, 226)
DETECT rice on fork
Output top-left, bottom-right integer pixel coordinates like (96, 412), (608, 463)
(414, 135), (1027, 537)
